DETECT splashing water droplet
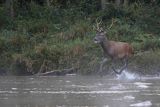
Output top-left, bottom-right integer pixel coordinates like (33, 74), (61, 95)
(116, 70), (139, 80)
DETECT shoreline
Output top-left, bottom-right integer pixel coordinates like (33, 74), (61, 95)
(1, 50), (160, 76)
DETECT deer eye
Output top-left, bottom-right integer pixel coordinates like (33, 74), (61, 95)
(94, 38), (97, 41)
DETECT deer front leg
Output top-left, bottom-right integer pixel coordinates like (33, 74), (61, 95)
(111, 57), (128, 75)
(99, 57), (108, 73)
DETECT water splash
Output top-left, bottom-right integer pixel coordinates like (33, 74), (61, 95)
(116, 70), (139, 80)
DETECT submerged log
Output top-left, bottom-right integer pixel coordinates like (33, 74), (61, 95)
(35, 67), (76, 76)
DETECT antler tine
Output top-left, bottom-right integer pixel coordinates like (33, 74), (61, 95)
(95, 18), (103, 32)
(93, 24), (96, 31)
(108, 18), (117, 29)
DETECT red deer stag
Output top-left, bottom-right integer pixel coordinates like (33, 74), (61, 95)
(93, 20), (133, 74)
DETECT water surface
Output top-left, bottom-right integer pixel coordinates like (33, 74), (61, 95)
(0, 73), (160, 107)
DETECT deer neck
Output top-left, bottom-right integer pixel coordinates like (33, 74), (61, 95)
(100, 39), (110, 54)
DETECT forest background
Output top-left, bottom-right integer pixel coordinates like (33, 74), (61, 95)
(0, 0), (160, 75)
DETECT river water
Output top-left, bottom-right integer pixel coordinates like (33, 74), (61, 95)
(0, 71), (160, 107)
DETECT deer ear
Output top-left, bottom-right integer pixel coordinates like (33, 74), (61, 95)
(99, 27), (104, 32)
(96, 29), (99, 32)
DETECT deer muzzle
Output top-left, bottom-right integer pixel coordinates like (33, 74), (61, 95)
(93, 38), (100, 44)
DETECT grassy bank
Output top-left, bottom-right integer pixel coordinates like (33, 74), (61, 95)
(130, 51), (160, 75)
(0, 3), (160, 75)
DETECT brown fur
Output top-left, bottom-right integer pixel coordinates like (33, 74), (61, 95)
(103, 41), (133, 59)
(108, 41), (133, 59)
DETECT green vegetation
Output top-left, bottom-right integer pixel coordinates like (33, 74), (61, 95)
(0, 1), (160, 75)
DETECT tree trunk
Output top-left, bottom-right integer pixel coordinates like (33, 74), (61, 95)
(115, 0), (121, 7)
(101, 0), (108, 10)
(46, 0), (50, 7)
(123, 0), (128, 7)
(5, 0), (15, 18)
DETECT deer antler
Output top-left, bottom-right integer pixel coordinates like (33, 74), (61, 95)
(108, 18), (117, 29)
(96, 18), (102, 31)
(93, 18), (103, 32)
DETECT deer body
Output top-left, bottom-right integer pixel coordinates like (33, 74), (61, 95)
(101, 40), (133, 59)
(94, 31), (133, 74)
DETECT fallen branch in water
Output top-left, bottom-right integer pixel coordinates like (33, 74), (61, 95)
(35, 67), (77, 76)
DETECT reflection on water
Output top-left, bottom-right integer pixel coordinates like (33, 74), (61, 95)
(0, 74), (160, 107)
(130, 101), (152, 107)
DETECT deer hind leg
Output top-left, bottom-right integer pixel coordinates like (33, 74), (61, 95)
(99, 58), (108, 73)
(118, 57), (128, 74)
(112, 57), (128, 75)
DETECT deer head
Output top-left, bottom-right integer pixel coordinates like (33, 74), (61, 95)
(94, 30), (107, 44)
(93, 19), (107, 44)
